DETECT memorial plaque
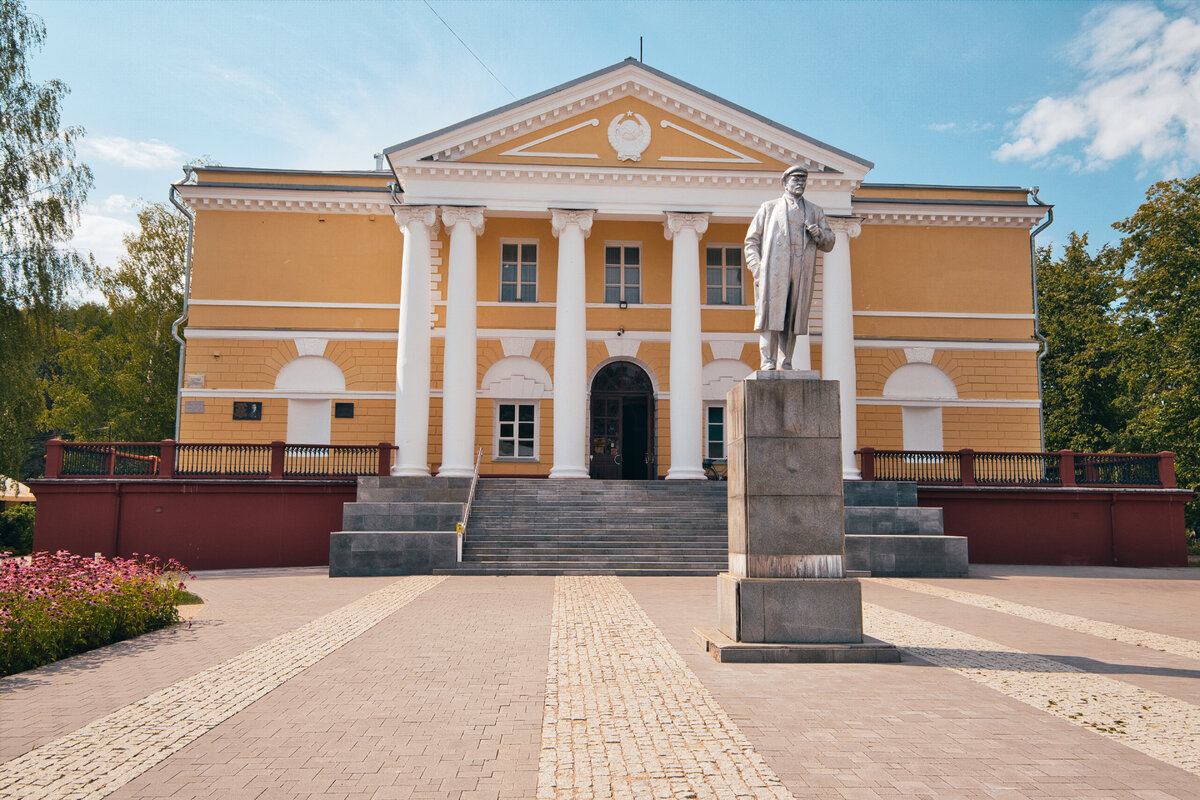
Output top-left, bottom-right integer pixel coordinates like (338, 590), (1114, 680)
(334, 402), (355, 419)
(232, 401), (262, 421)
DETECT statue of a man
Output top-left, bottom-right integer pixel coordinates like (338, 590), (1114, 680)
(744, 165), (836, 370)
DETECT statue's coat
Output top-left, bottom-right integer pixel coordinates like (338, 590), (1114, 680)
(744, 195), (836, 334)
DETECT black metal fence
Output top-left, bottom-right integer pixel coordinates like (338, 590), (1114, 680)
(47, 439), (392, 480)
(856, 448), (1174, 488)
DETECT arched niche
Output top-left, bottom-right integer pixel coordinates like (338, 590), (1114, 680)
(274, 356), (346, 445)
(479, 356), (552, 399)
(883, 363), (958, 451)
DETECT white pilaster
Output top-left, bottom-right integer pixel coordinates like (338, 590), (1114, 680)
(391, 205), (439, 477)
(549, 209), (594, 479)
(820, 218), (863, 479)
(438, 206), (485, 477)
(664, 212), (710, 480)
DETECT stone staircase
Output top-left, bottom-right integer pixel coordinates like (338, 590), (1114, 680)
(843, 481), (968, 578)
(329, 476), (967, 578)
(440, 479), (728, 576)
(329, 477), (470, 577)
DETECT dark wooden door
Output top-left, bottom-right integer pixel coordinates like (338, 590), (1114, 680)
(589, 361), (655, 480)
(590, 395), (622, 480)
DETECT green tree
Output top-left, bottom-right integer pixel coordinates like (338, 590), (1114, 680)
(1036, 233), (1129, 452)
(0, 0), (91, 476)
(44, 204), (186, 442)
(1115, 173), (1200, 498)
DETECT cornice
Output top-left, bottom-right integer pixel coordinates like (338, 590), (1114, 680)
(396, 163), (859, 193)
(177, 185), (392, 215)
(854, 200), (1049, 228)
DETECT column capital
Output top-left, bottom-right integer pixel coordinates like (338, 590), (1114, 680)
(441, 206), (485, 235)
(393, 205), (440, 233)
(828, 216), (863, 238)
(663, 211), (710, 240)
(550, 208), (595, 239)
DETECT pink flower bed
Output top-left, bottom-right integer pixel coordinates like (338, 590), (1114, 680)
(0, 551), (192, 676)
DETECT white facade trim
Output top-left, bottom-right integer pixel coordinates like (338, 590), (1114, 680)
(855, 310), (1035, 320)
(176, 186), (391, 215)
(182, 389), (410, 400)
(858, 397), (1041, 408)
(184, 327), (1039, 352)
(855, 202), (1047, 228)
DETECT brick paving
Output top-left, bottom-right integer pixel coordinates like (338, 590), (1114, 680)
(1, 565), (1198, 799)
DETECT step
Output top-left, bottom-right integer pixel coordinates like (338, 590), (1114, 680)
(843, 506), (943, 536)
(842, 481), (918, 508)
(844, 535), (968, 578)
(342, 501), (463, 532)
(329, 530), (457, 576)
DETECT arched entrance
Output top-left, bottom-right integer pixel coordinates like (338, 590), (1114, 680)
(589, 360), (655, 480)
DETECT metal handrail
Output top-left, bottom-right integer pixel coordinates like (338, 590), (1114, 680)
(457, 448), (484, 562)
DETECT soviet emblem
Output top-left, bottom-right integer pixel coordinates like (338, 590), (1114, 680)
(607, 111), (651, 161)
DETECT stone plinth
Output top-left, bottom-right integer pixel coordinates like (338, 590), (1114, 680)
(713, 371), (873, 649)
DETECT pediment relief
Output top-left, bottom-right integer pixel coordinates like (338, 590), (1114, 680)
(453, 96), (793, 172)
(389, 63), (869, 180)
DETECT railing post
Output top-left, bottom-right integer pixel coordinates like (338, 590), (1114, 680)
(159, 439), (176, 479)
(959, 449), (976, 486)
(1157, 451), (1176, 489)
(270, 440), (286, 479)
(858, 448), (875, 482)
(45, 438), (64, 478)
(378, 442), (393, 477)
(1058, 450), (1076, 487)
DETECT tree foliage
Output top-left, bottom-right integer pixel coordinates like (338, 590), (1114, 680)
(1114, 174), (1200, 493)
(1036, 233), (1128, 452)
(44, 203), (186, 442)
(0, 0), (91, 477)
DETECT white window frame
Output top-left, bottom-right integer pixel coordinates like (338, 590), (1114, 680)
(704, 402), (727, 460)
(603, 241), (642, 304)
(499, 239), (538, 303)
(704, 245), (746, 306)
(493, 400), (539, 462)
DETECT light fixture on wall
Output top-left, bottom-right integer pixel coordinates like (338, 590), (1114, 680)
(619, 299), (628, 309)
(617, 326), (625, 337)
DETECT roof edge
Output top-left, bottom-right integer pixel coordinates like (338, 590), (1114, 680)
(383, 59), (874, 170)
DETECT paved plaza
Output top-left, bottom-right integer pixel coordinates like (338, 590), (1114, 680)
(2, 565), (1199, 799)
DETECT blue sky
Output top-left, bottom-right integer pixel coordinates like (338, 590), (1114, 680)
(26, 0), (1200, 271)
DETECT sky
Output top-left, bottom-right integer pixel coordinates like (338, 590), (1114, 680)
(24, 0), (1200, 272)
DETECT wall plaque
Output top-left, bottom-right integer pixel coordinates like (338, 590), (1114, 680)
(334, 402), (355, 419)
(233, 401), (263, 421)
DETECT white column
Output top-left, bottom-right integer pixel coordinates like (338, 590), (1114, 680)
(549, 209), (594, 479)
(437, 206), (485, 477)
(820, 218), (863, 479)
(664, 211), (710, 480)
(391, 206), (439, 477)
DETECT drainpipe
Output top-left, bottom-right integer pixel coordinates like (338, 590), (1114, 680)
(1028, 187), (1053, 451)
(169, 166), (197, 441)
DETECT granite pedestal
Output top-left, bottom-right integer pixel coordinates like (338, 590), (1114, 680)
(697, 371), (898, 663)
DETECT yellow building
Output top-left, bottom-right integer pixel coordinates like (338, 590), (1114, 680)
(174, 60), (1049, 480)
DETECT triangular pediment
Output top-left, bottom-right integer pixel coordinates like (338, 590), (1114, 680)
(384, 60), (872, 181)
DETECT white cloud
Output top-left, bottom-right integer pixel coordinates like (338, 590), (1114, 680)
(995, 2), (1200, 173)
(79, 136), (187, 169)
(100, 194), (135, 214)
(926, 121), (994, 134)
(72, 210), (137, 269)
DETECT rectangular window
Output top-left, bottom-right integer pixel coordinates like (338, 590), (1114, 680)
(604, 244), (641, 304)
(705, 246), (744, 305)
(705, 404), (726, 460)
(495, 402), (538, 460)
(500, 241), (538, 302)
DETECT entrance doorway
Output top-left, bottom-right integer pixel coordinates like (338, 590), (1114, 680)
(589, 361), (655, 480)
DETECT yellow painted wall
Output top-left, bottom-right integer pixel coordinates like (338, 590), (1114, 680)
(851, 224), (1033, 321)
